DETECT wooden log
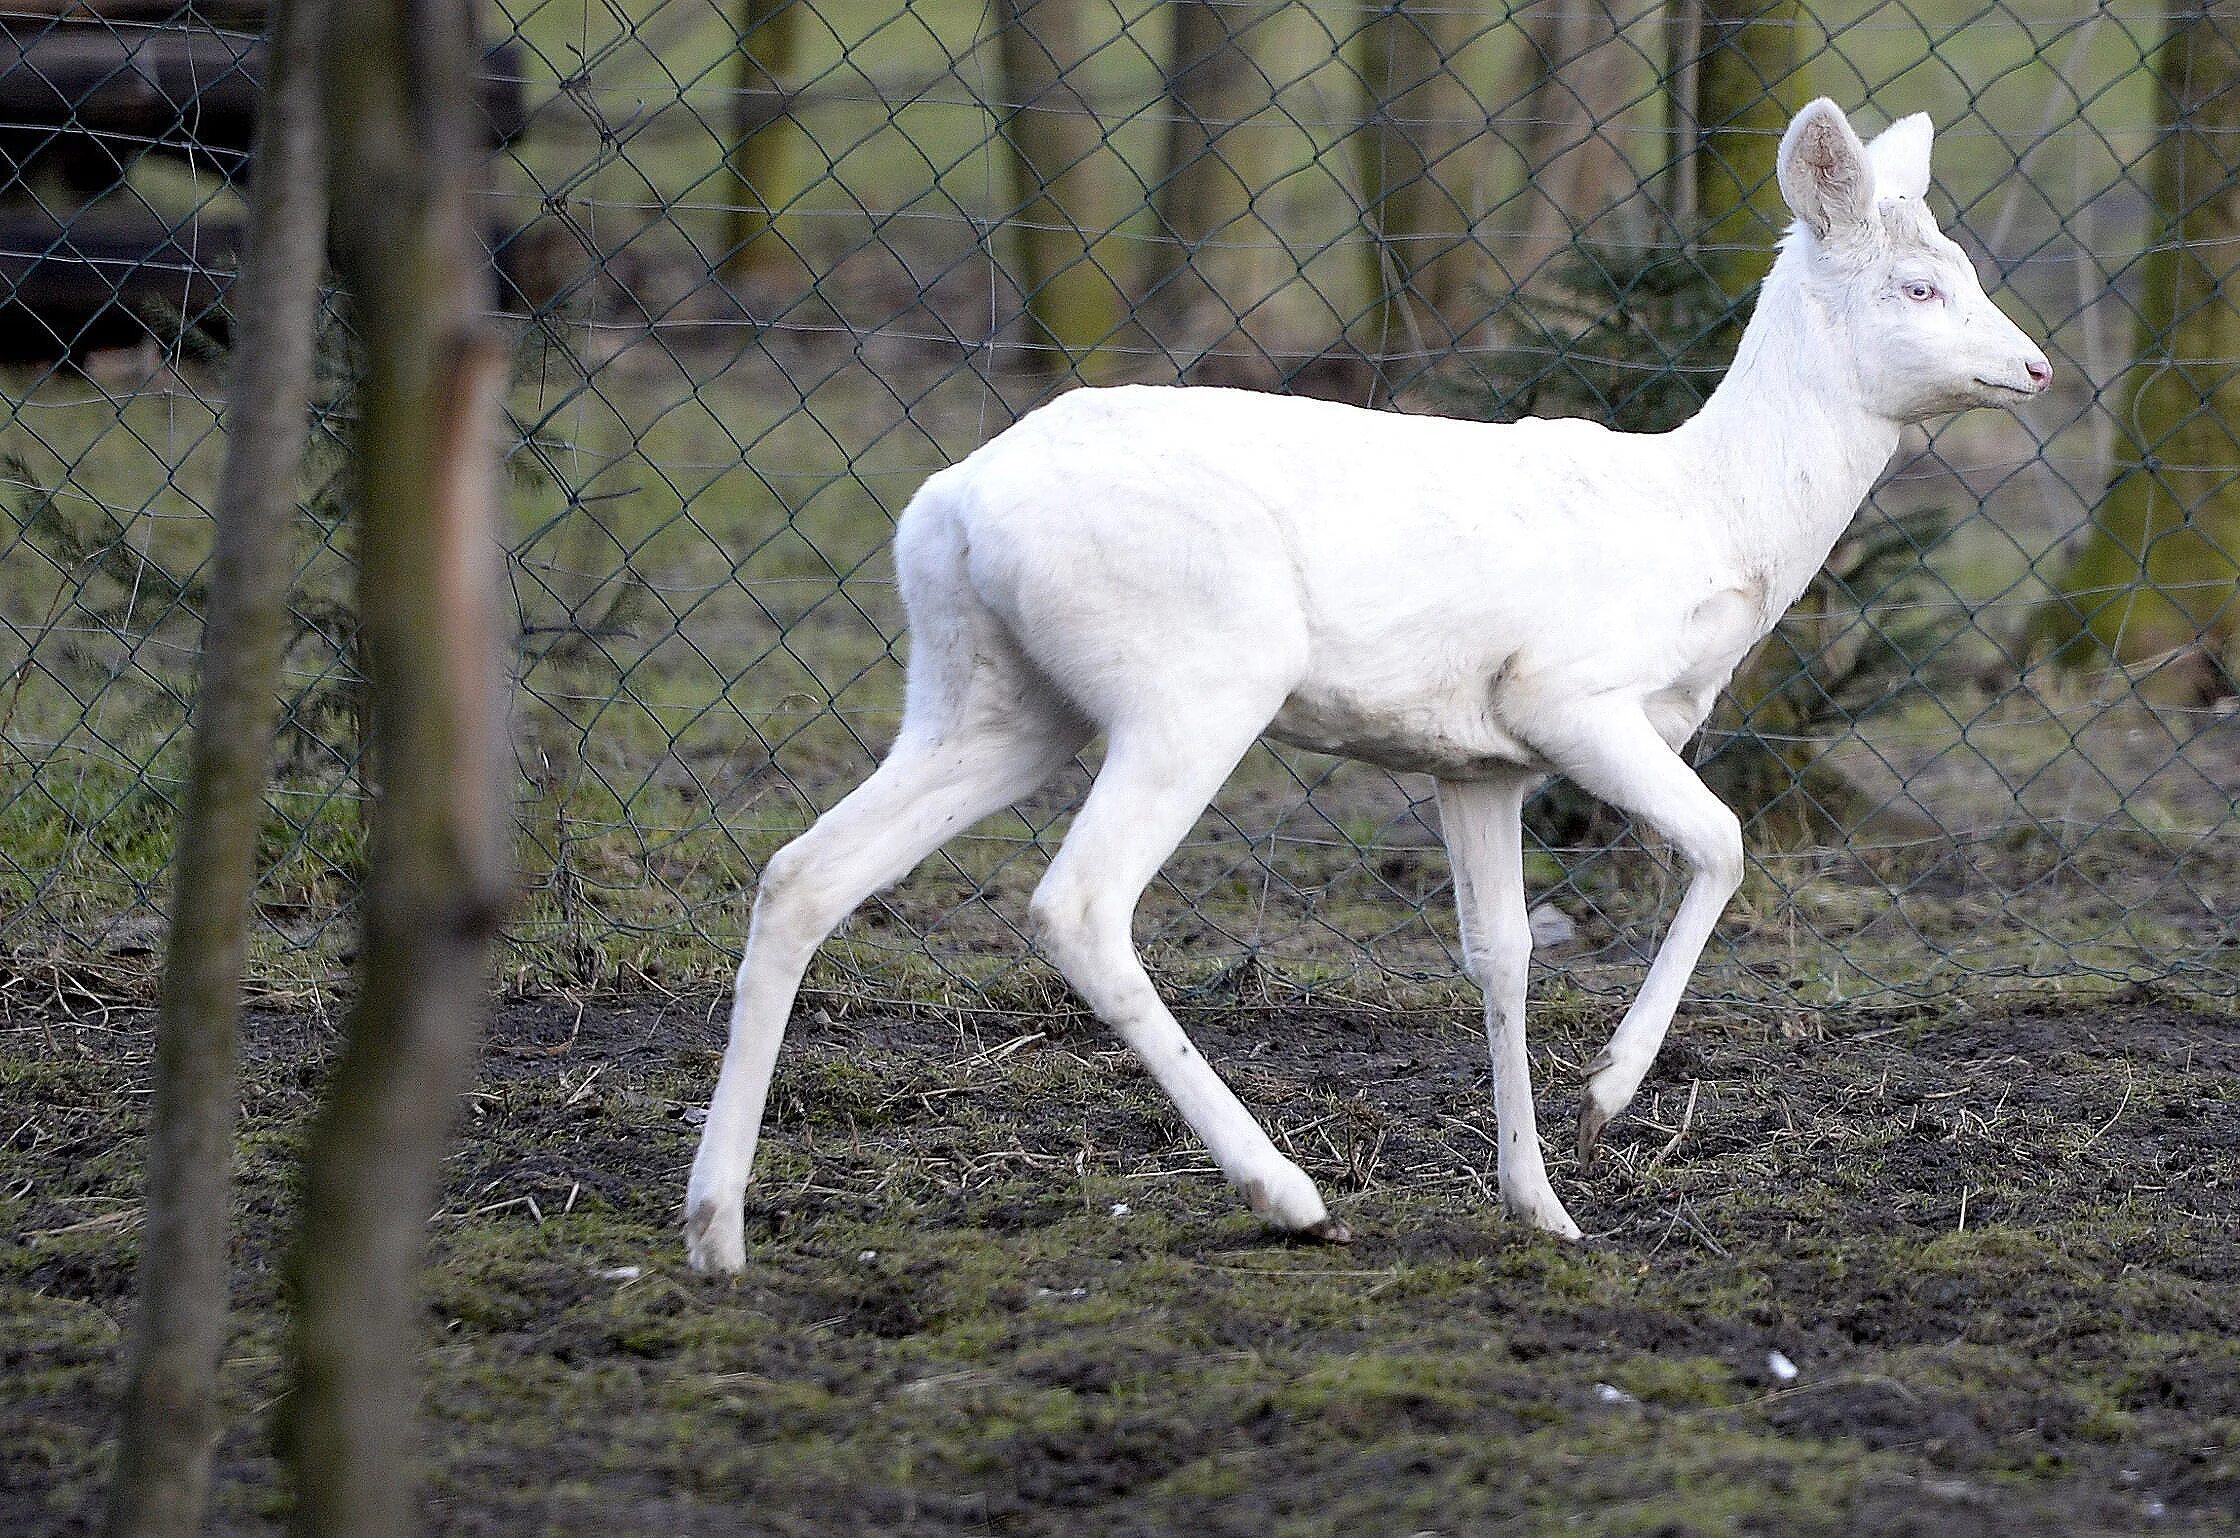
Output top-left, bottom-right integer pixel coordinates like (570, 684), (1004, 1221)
(0, 2), (270, 25)
(0, 25), (523, 181)
(0, 27), (261, 181)
(0, 208), (238, 358)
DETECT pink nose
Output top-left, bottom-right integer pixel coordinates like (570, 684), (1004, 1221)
(2026, 357), (2053, 390)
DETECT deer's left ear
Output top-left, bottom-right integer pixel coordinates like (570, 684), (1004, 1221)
(1778, 98), (1877, 240)
(1864, 113), (1933, 201)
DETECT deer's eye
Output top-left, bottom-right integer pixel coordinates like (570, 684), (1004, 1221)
(1902, 280), (1939, 303)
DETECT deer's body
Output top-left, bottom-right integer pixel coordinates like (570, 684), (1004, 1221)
(941, 365), (1893, 779)
(683, 100), (2050, 1273)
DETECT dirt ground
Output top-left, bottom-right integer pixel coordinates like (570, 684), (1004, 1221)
(6, 980), (2239, 1536)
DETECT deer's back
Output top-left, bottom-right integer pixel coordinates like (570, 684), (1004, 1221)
(923, 385), (1741, 755)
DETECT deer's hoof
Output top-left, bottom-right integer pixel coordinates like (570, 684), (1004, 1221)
(1502, 1180), (1584, 1241)
(684, 1199), (746, 1276)
(1577, 1097), (1619, 1169)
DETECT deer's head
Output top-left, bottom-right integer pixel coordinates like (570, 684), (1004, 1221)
(1775, 98), (2051, 422)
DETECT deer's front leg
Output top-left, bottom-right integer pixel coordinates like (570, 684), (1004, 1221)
(1536, 705), (1744, 1165)
(1437, 773), (1581, 1241)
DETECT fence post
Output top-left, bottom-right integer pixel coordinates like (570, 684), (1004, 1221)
(718, 0), (811, 291)
(1691, 0), (1802, 302)
(995, 0), (1128, 378)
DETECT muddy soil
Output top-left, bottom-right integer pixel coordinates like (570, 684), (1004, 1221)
(6, 984), (2239, 1535)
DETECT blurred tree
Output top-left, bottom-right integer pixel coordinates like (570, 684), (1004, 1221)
(282, 0), (511, 1534)
(1686, 0), (1802, 302)
(2035, 0), (2240, 703)
(719, 0), (811, 291)
(1509, 0), (1656, 293)
(996, 0), (1128, 378)
(1353, 0), (1488, 360)
(102, 4), (329, 1535)
(1660, 0), (1809, 767)
(1147, 0), (1313, 383)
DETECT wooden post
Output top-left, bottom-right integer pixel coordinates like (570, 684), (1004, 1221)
(1147, 0), (1309, 383)
(281, 2), (511, 1534)
(1353, 0), (1487, 360)
(101, 4), (329, 1535)
(995, 0), (1127, 378)
(1691, 0), (1801, 303)
(718, 0), (811, 290)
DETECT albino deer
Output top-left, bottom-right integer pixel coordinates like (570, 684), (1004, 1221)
(684, 99), (2049, 1272)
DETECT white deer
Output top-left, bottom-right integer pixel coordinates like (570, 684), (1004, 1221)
(683, 99), (2049, 1272)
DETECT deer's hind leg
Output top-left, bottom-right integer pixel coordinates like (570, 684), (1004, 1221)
(685, 676), (1087, 1274)
(1027, 700), (1348, 1241)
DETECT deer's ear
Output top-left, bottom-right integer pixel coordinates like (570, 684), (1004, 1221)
(1778, 98), (1876, 239)
(1864, 112), (1933, 201)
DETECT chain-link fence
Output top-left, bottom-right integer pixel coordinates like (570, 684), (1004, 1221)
(2, 0), (2236, 1008)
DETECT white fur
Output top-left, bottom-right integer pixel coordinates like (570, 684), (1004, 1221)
(682, 100), (2049, 1272)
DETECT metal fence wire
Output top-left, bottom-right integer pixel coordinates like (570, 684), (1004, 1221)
(2, 0), (2237, 1008)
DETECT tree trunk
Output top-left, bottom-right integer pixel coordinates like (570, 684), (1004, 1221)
(1663, 0), (1703, 235)
(1680, 0), (1806, 816)
(995, 0), (1126, 378)
(281, 3), (511, 1536)
(1690, 0), (1800, 302)
(1509, 0), (1654, 292)
(1146, 0), (1308, 383)
(2035, 1), (2240, 701)
(1353, 0), (1488, 364)
(718, 0), (810, 290)
(102, 5), (329, 1535)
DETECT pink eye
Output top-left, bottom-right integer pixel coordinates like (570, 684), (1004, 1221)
(1903, 280), (1939, 303)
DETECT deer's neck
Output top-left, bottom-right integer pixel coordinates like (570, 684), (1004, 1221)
(1675, 250), (1902, 594)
